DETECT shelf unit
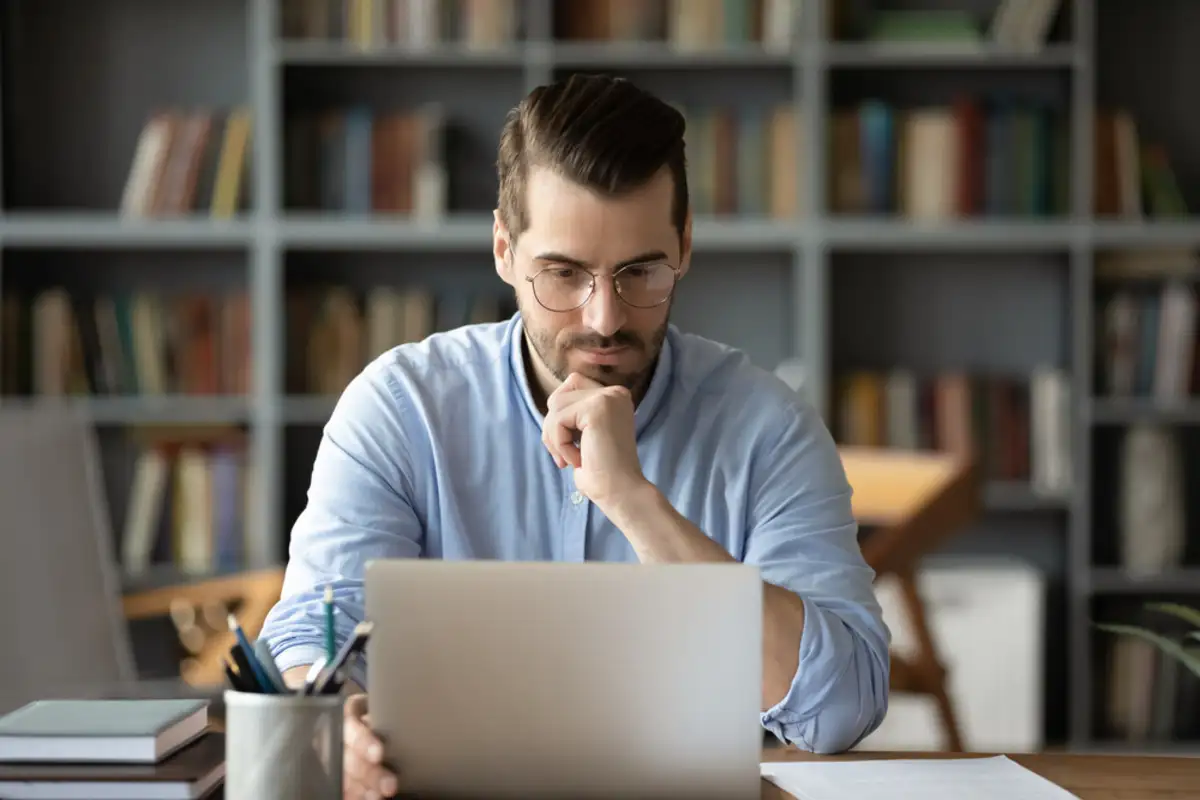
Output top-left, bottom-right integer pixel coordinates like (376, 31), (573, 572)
(0, 0), (1197, 753)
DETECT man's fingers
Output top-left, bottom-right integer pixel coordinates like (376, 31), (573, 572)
(547, 371), (605, 410)
(542, 408), (581, 468)
(344, 693), (368, 719)
(346, 717), (383, 762)
(344, 715), (399, 797)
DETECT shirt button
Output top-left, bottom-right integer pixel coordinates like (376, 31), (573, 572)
(571, 491), (585, 505)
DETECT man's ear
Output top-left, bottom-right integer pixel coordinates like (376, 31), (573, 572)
(493, 210), (515, 287)
(677, 211), (693, 280)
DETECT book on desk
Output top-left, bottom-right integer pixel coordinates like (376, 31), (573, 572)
(0, 698), (223, 799)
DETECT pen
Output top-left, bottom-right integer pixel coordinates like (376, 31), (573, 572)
(312, 620), (374, 695)
(252, 638), (287, 693)
(324, 585), (336, 664)
(228, 641), (265, 694)
(224, 659), (251, 693)
(228, 614), (276, 694)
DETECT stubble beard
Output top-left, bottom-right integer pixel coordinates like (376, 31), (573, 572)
(518, 296), (670, 399)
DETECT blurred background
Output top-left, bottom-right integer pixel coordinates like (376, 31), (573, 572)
(0, 0), (1197, 760)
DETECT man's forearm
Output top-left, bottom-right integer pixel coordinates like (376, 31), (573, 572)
(600, 482), (806, 711)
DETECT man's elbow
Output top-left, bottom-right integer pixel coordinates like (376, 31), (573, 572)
(765, 636), (890, 754)
(770, 689), (888, 754)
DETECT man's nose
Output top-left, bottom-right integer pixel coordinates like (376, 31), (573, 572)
(582, 276), (627, 338)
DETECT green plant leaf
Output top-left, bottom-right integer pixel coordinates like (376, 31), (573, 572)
(1094, 623), (1200, 681)
(1145, 602), (1200, 630)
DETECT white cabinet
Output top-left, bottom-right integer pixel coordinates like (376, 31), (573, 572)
(857, 558), (1045, 753)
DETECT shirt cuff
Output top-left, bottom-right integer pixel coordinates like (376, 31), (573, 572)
(270, 643), (369, 693)
(760, 594), (850, 749)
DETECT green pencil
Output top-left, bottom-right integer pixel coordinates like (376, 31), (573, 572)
(324, 584), (335, 663)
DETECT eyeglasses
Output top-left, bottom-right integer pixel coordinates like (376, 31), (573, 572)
(526, 262), (680, 313)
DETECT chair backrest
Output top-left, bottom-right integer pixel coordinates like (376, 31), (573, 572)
(838, 446), (981, 578)
(0, 405), (136, 715)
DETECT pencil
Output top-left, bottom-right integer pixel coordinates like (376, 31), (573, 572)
(324, 584), (335, 663)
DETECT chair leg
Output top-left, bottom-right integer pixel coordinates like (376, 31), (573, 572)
(897, 568), (965, 752)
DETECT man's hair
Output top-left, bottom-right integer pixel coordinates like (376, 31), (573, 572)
(496, 73), (688, 244)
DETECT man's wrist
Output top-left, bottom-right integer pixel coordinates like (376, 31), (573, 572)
(596, 478), (668, 534)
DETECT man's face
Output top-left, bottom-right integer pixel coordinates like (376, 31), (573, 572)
(493, 165), (691, 396)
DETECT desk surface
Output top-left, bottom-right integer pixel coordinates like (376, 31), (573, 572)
(760, 749), (1200, 799)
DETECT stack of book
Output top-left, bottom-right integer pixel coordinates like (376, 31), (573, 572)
(0, 698), (223, 799)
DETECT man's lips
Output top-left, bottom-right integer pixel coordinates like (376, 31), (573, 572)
(576, 346), (629, 365)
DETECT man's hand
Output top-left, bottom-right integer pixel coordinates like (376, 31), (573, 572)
(542, 372), (649, 507)
(343, 693), (399, 799)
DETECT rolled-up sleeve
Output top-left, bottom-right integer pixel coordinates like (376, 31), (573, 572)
(257, 358), (425, 688)
(745, 397), (890, 753)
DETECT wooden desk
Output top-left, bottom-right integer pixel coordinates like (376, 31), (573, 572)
(760, 749), (1200, 799)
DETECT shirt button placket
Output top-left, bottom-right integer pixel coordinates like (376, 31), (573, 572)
(564, 473), (588, 562)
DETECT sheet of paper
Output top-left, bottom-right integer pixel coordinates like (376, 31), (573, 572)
(760, 755), (1080, 800)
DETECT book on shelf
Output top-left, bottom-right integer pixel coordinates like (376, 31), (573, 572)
(120, 430), (257, 579)
(832, 366), (1071, 498)
(1105, 604), (1200, 745)
(1095, 109), (1189, 218)
(0, 289), (251, 399)
(121, 107), (252, 220)
(1096, 258), (1199, 400)
(555, 0), (797, 50)
(679, 103), (801, 218)
(287, 284), (516, 396)
(829, 97), (1069, 220)
(285, 103), (447, 219)
(282, 0), (521, 49)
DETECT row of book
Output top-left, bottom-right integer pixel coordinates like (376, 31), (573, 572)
(556, 0), (796, 49)
(832, 367), (1072, 496)
(121, 108), (252, 219)
(681, 104), (800, 217)
(284, 104), (447, 217)
(1096, 273), (1199, 401)
(1104, 610), (1200, 744)
(1096, 109), (1189, 218)
(828, 98), (1070, 219)
(287, 285), (516, 395)
(120, 434), (258, 579)
(0, 289), (252, 398)
(282, 0), (520, 48)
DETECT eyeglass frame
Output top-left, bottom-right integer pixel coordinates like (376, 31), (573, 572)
(521, 260), (682, 313)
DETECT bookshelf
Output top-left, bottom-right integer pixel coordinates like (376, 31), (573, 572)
(0, 0), (1197, 754)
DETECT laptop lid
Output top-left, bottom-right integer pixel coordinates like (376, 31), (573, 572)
(365, 560), (763, 799)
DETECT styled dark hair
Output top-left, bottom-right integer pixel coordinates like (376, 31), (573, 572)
(496, 73), (689, 243)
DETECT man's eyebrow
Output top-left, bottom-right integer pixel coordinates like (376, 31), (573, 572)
(532, 251), (669, 269)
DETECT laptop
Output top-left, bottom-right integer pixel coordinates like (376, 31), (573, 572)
(364, 560), (764, 799)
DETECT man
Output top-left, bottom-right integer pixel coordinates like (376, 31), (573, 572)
(258, 73), (889, 799)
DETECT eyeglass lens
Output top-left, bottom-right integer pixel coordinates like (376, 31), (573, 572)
(532, 264), (676, 311)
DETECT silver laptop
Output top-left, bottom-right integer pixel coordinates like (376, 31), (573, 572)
(365, 560), (763, 799)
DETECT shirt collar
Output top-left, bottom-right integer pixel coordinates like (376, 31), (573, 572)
(507, 312), (675, 439)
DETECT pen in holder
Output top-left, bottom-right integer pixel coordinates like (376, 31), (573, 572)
(224, 689), (344, 800)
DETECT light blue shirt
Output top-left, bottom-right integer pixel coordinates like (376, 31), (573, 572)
(259, 313), (890, 753)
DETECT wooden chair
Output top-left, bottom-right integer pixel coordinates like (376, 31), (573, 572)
(838, 446), (982, 753)
(123, 567), (285, 687)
